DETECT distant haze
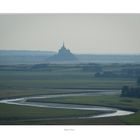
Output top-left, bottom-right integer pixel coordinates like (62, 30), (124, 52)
(0, 14), (140, 54)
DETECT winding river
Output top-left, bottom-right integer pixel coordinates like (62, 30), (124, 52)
(0, 91), (134, 120)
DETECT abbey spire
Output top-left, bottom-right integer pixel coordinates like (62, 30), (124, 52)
(47, 42), (78, 62)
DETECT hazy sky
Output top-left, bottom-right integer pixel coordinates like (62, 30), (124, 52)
(0, 14), (140, 54)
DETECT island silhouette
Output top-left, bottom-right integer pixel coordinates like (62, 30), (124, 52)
(47, 42), (78, 62)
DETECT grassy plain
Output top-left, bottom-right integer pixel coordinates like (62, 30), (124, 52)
(29, 94), (140, 111)
(0, 68), (136, 99)
(0, 103), (100, 124)
(0, 63), (139, 124)
(27, 94), (140, 124)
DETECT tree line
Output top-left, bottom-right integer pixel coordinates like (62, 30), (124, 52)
(121, 77), (140, 98)
(121, 86), (140, 98)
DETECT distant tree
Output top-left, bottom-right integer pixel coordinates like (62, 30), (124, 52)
(94, 72), (101, 77)
(31, 64), (48, 69)
(121, 86), (129, 97)
(137, 77), (140, 86)
(121, 86), (140, 98)
(82, 64), (102, 73)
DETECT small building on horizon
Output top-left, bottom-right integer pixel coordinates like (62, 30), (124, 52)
(47, 42), (78, 63)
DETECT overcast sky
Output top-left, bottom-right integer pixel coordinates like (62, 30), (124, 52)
(0, 14), (140, 54)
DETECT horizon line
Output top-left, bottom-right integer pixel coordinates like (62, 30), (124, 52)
(0, 49), (140, 55)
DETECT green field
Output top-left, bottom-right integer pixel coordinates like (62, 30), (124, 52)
(27, 94), (140, 124)
(0, 69), (136, 99)
(28, 94), (140, 111)
(0, 63), (139, 124)
(0, 103), (102, 124)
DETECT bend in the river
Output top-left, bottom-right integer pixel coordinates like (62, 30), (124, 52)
(0, 90), (134, 120)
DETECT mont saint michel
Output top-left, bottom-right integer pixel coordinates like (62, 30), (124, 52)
(47, 42), (78, 62)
